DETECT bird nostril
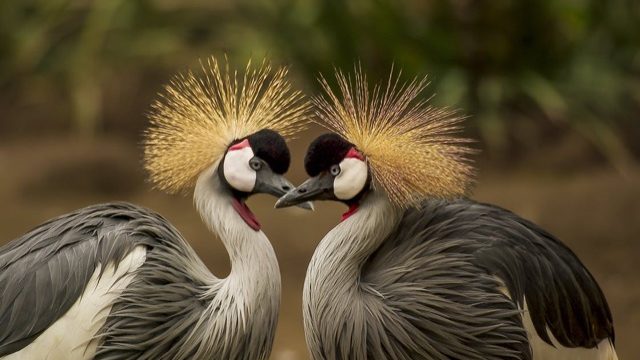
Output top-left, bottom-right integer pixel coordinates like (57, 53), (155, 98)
(298, 188), (307, 194)
(282, 185), (291, 191)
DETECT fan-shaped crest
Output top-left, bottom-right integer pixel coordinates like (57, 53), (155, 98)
(144, 57), (309, 193)
(314, 66), (474, 206)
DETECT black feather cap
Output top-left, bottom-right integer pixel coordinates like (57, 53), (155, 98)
(304, 133), (354, 176)
(243, 129), (291, 174)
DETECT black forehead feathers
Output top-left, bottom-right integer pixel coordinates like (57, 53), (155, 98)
(304, 133), (353, 176)
(245, 129), (291, 174)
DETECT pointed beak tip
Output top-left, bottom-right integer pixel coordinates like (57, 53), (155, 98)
(274, 197), (289, 209)
(273, 175), (328, 210)
(299, 201), (315, 211)
(274, 194), (313, 211)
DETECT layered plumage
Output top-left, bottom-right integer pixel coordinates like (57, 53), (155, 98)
(278, 67), (617, 359)
(1, 203), (278, 359)
(0, 57), (307, 359)
(301, 194), (616, 359)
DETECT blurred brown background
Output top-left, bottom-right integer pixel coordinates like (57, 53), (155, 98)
(0, 0), (638, 358)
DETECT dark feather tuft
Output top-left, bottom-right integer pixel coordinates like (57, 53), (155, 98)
(304, 133), (353, 176)
(247, 129), (291, 174)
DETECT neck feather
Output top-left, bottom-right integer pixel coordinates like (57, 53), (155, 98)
(192, 163), (280, 353)
(194, 162), (279, 276)
(307, 191), (401, 290)
(303, 191), (400, 358)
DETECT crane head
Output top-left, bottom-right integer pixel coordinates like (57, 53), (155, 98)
(144, 56), (309, 196)
(220, 129), (292, 197)
(278, 66), (475, 212)
(218, 128), (313, 230)
(275, 133), (369, 220)
(143, 57), (311, 230)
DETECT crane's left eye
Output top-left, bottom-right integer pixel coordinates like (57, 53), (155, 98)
(250, 158), (262, 171)
(330, 165), (341, 176)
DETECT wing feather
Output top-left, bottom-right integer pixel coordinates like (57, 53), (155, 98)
(364, 198), (613, 356)
(0, 203), (161, 356)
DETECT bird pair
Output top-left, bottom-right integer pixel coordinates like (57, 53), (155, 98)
(0, 57), (616, 360)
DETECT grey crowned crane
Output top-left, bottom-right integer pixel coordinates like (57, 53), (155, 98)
(276, 69), (617, 360)
(0, 58), (310, 359)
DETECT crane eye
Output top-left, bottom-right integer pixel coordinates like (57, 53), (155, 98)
(330, 165), (341, 176)
(249, 158), (262, 171)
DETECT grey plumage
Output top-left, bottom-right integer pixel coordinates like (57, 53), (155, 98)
(95, 201), (276, 360)
(0, 161), (282, 360)
(0, 58), (304, 358)
(280, 82), (616, 359)
(0, 200), (278, 359)
(0, 203), (145, 356)
(302, 192), (614, 359)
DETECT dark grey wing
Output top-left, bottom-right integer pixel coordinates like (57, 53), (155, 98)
(461, 200), (615, 348)
(365, 198), (613, 357)
(362, 201), (531, 360)
(94, 218), (214, 360)
(0, 202), (155, 356)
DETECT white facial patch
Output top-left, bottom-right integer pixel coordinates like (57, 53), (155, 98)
(223, 146), (256, 192)
(334, 158), (368, 200)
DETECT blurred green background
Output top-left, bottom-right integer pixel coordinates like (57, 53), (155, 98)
(0, 0), (638, 359)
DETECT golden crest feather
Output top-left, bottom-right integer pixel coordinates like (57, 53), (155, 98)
(314, 67), (475, 206)
(144, 57), (309, 194)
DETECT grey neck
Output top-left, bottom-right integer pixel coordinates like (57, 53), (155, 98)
(194, 162), (280, 280)
(306, 191), (401, 292)
(192, 162), (280, 357)
(303, 191), (401, 359)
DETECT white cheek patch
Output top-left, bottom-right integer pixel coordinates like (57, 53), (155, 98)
(223, 146), (256, 192)
(334, 158), (368, 200)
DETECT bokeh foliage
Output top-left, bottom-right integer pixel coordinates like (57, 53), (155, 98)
(1, 0), (638, 167)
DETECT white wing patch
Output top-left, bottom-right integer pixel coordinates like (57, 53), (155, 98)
(2, 246), (147, 360)
(223, 147), (256, 193)
(334, 158), (368, 200)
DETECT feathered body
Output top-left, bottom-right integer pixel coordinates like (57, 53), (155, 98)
(1, 195), (278, 359)
(96, 169), (281, 359)
(304, 193), (616, 359)
(278, 67), (617, 359)
(0, 57), (307, 359)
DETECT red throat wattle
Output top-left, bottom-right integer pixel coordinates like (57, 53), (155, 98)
(231, 198), (261, 231)
(341, 203), (359, 222)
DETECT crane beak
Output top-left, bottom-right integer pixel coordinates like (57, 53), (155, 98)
(275, 173), (334, 209)
(253, 170), (314, 210)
